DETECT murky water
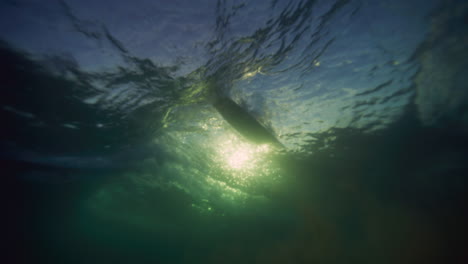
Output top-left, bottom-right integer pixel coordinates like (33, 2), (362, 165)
(2, 0), (467, 263)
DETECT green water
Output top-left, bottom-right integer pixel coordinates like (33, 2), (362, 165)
(9, 115), (467, 263)
(3, 0), (468, 263)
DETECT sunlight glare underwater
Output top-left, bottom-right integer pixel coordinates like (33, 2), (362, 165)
(213, 132), (278, 185)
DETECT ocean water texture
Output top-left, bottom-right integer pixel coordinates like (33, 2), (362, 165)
(2, 0), (467, 263)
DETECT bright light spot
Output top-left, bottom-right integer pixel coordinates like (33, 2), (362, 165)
(226, 144), (270, 169)
(227, 148), (250, 169)
(216, 134), (272, 173)
(241, 66), (263, 80)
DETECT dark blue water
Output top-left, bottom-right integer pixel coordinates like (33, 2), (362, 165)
(2, 0), (468, 263)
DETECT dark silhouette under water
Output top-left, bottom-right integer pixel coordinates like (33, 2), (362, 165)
(213, 96), (283, 147)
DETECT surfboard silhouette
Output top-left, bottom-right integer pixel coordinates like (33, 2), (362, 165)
(213, 97), (282, 147)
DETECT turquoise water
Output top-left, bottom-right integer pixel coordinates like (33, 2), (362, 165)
(2, 0), (468, 263)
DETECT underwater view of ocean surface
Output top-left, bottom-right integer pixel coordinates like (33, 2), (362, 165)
(2, 0), (468, 263)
